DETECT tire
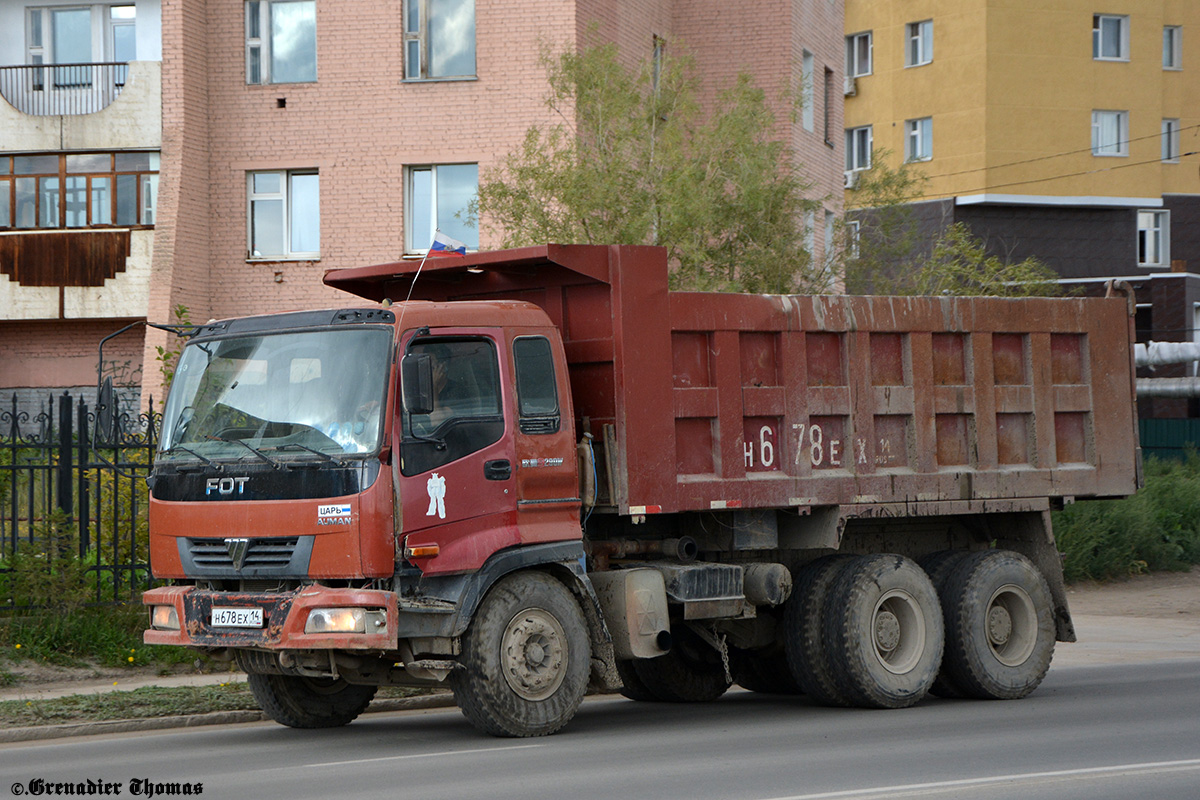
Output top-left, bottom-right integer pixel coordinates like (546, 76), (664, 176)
(919, 550), (974, 699)
(632, 624), (731, 703)
(823, 554), (944, 709)
(731, 647), (803, 695)
(940, 550), (1055, 700)
(616, 659), (659, 702)
(451, 571), (590, 737)
(247, 673), (377, 729)
(783, 555), (857, 707)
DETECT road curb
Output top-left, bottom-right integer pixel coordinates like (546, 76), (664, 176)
(0, 692), (458, 744)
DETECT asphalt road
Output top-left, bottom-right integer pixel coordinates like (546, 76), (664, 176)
(3, 659), (1199, 800)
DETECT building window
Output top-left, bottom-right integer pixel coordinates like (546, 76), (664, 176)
(1091, 110), (1128, 156)
(26, 4), (136, 87)
(1093, 14), (1128, 61)
(1137, 210), (1169, 268)
(403, 0), (476, 80)
(1162, 119), (1181, 162)
(846, 126), (872, 171)
(905, 117), (932, 162)
(801, 50), (814, 133)
(823, 67), (834, 146)
(847, 219), (861, 259)
(845, 31), (872, 77)
(0, 152), (157, 230)
(803, 210), (815, 255)
(405, 164), (478, 253)
(1163, 26), (1182, 69)
(246, 1), (316, 85)
(247, 170), (320, 259)
(905, 21), (933, 67)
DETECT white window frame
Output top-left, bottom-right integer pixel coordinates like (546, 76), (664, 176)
(1137, 210), (1169, 268)
(905, 117), (932, 162)
(846, 126), (872, 171)
(803, 209), (816, 255)
(801, 50), (814, 133)
(1093, 14), (1129, 61)
(403, 0), (478, 81)
(246, 169), (320, 260)
(1091, 110), (1128, 157)
(905, 20), (933, 67)
(1162, 118), (1181, 162)
(245, 0), (317, 86)
(847, 219), (861, 259)
(1163, 26), (1182, 69)
(845, 31), (872, 78)
(404, 164), (479, 254)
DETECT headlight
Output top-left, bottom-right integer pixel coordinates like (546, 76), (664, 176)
(305, 607), (386, 634)
(150, 605), (180, 631)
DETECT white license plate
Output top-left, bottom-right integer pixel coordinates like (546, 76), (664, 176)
(211, 607), (263, 628)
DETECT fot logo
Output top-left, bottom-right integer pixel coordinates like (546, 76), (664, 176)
(205, 476), (249, 496)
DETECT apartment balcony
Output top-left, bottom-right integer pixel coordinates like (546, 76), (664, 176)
(0, 61), (160, 152)
(0, 63), (130, 116)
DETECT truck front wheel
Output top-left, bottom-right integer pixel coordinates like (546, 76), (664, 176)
(247, 673), (377, 728)
(451, 571), (591, 737)
(631, 625), (731, 703)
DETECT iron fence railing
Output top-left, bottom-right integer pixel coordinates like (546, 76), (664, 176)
(0, 62), (128, 116)
(0, 391), (159, 610)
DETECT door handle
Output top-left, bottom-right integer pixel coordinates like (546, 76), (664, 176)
(484, 459), (512, 481)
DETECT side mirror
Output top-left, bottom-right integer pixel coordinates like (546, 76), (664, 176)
(401, 353), (435, 416)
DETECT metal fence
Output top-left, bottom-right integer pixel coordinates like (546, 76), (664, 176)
(0, 63), (128, 116)
(0, 391), (159, 611)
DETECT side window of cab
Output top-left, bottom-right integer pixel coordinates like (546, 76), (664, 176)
(513, 335), (560, 434)
(400, 337), (503, 475)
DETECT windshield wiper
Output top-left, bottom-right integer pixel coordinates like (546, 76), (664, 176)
(160, 444), (222, 471)
(268, 443), (336, 462)
(207, 435), (284, 469)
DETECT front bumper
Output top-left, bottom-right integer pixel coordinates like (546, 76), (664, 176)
(143, 584), (399, 650)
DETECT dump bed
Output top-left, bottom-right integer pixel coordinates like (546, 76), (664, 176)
(326, 244), (1140, 517)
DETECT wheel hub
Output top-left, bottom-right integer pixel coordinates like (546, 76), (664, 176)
(875, 610), (901, 653)
(987, 606), (1013, 646)
(501, 608), (568, 701)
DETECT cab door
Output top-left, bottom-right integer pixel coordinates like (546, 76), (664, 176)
(509, 330), (581, 544)
(396, 330), (518, 575)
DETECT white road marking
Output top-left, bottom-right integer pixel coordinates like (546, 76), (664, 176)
(305, 743), (543, 769)
(754, 758), (1200, 800)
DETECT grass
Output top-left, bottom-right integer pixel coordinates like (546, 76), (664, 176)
(1053, 454), (1200, 582)
(0, 604), (196, 670)
(0, 683), (434, 729)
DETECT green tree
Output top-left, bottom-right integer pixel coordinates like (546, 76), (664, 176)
(837, 154), (1059, 297)
(472, 44), (829, 294)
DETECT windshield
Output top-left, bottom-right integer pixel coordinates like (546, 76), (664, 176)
(159, 327), (393, 461)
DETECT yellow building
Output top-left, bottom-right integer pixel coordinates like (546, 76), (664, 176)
(845, 0), (1199, 280)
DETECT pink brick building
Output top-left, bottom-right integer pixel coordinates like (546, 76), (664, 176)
(2, 0), (844, 410)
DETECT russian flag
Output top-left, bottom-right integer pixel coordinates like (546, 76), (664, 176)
(429, 230), (468, 257)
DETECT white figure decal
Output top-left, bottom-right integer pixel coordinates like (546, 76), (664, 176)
(426, 472), (447, 519)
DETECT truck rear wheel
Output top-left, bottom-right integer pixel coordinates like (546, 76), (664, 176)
(920, 550), (974, 699)
(940, 550), (1055, 700)
(451, 571), (590, 737)
(616, 659), (659, 701)
(247, 673), (377, 728)
(824, 554), (944, 709)
(731, 647), (803, 695)
(632, 625), (731, 703)
(784, 555), (857, 706)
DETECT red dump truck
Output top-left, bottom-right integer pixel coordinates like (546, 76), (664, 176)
(142, 244), (1140, 737)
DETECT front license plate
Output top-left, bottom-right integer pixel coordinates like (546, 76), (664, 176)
(211, 607), (263, 628)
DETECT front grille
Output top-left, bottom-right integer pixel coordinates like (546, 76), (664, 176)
(187, 537), (300, 569)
